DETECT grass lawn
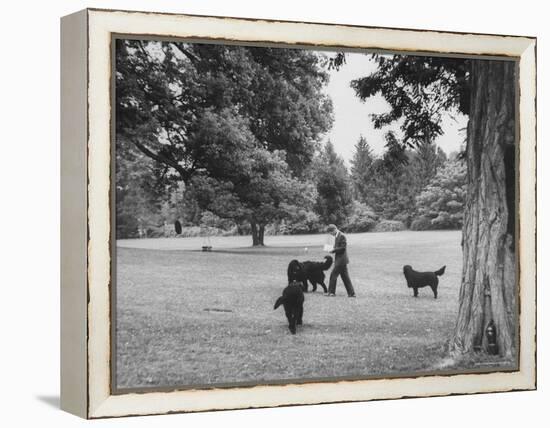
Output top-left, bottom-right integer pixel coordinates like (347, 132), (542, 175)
(115, 230), (468, 389)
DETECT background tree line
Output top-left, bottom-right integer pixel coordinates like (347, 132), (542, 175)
(117, 132), (467, 240)
(116, 39), (466, 242)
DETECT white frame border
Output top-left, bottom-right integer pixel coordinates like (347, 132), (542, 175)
(85, 9), (536, 418)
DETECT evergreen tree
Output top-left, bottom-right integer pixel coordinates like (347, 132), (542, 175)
(314, 141), (353, 226)
(413, 158), (467, 230)
(350, 135), (375, 203)
(412, 139), (447, 191)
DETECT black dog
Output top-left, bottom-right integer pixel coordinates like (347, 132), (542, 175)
(301, 255), (333, 293)
(403, 265), (446, 298)
(287, 256), (333, 293)
(287, 259), (305, 285)
(274, 281), (304, 334)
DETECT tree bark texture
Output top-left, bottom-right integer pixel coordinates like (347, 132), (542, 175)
(450, 60), (517, 359)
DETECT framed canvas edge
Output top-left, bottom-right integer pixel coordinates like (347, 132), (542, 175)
(60, 9), (89, 419)
(75, 8), (536, 419)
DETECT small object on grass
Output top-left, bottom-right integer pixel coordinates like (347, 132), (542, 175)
(202, 235), (212, 251)
(486, 319), (499, 355)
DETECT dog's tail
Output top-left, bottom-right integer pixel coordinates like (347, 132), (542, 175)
(274, 296), (285, 310)
(435, 265), (446, 276)
(323, 255), (333, 270)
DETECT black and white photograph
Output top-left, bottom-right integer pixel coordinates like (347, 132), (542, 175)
(114, 37), (519, 390)
(3, 0), (546, 424)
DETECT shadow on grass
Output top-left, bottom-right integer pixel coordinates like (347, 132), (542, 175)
(189, 246), (319, 256)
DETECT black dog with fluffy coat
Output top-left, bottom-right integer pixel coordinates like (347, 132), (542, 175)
(287, 256), (333, 293)
(274, 281), (304, 334)
(287, 259), (305, 285)
(403, 265), (446, 298)
(301, 255), (333, 293)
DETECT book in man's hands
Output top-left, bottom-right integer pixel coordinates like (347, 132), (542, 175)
(323, 244), (333, 252)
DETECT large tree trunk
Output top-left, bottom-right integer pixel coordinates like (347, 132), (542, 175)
(251, 222), (265, 246)
(449, 60), (517, 359)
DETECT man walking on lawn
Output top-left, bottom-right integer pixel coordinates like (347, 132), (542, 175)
(326, 224), (356, 297)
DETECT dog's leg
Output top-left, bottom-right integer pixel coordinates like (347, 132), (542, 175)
(289, 314), (296, 334)
(310, 280), (317, 292)
(431, 278), (438, 299)
(319, 281), (328, 293)
(285, 306), (296, 334)
(289, 321), (296, 334)
(302, 280), (309, 293)
(413, 287), (418, 297)
(296, 305), (303, 326)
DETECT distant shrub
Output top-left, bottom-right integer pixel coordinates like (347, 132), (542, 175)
(199, 210), (237, 231)
(116, 214), (139, 239)
(286, 209), (321, 235)
(178, 226), (204, 237)
(144, 224), (165, 238)
(392, 212), (413, 229)
(268, 209), (321, 235)
(264, 223), (280, 236)
(221, 226), (240, 236)
(176, 226), (238, 238)
(410, 216), (433, 231)
(236, 222), (251, 235)
(170, 211), (240, 237)
(372, 219), (406, 232)
(343, 202), (378, 233)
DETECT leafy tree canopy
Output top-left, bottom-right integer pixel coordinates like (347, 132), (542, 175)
(191, 148), (316, 228)
(116, 39), (334, 183)
(351, 54), (470, 149)
(116, 39), (334, 244)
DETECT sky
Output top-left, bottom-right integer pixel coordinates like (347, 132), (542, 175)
(321, 52), (467, 164)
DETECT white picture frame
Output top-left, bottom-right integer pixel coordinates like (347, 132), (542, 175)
(60, 8), (536, 419)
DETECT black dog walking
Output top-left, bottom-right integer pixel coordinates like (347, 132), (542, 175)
(301, 255), (333, 293)
(326, 224), (356, 297)
(403, 265), (446, 298)
(286, 256), (333, 293)
(274, 281), (304, 334)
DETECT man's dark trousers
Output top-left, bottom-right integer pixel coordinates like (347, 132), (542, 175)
(328, 231), (356, 296)
(328, 264), (355, 296)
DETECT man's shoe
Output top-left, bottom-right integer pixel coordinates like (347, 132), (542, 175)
(326, 293), (335, 297)
(348, 294), (356, 298)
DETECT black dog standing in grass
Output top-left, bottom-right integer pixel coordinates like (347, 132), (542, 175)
(403, 265), (446, 298)
(274, 281), (304, 334)
(301, 255), (333, 293)
(287, 256), (333, 293)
